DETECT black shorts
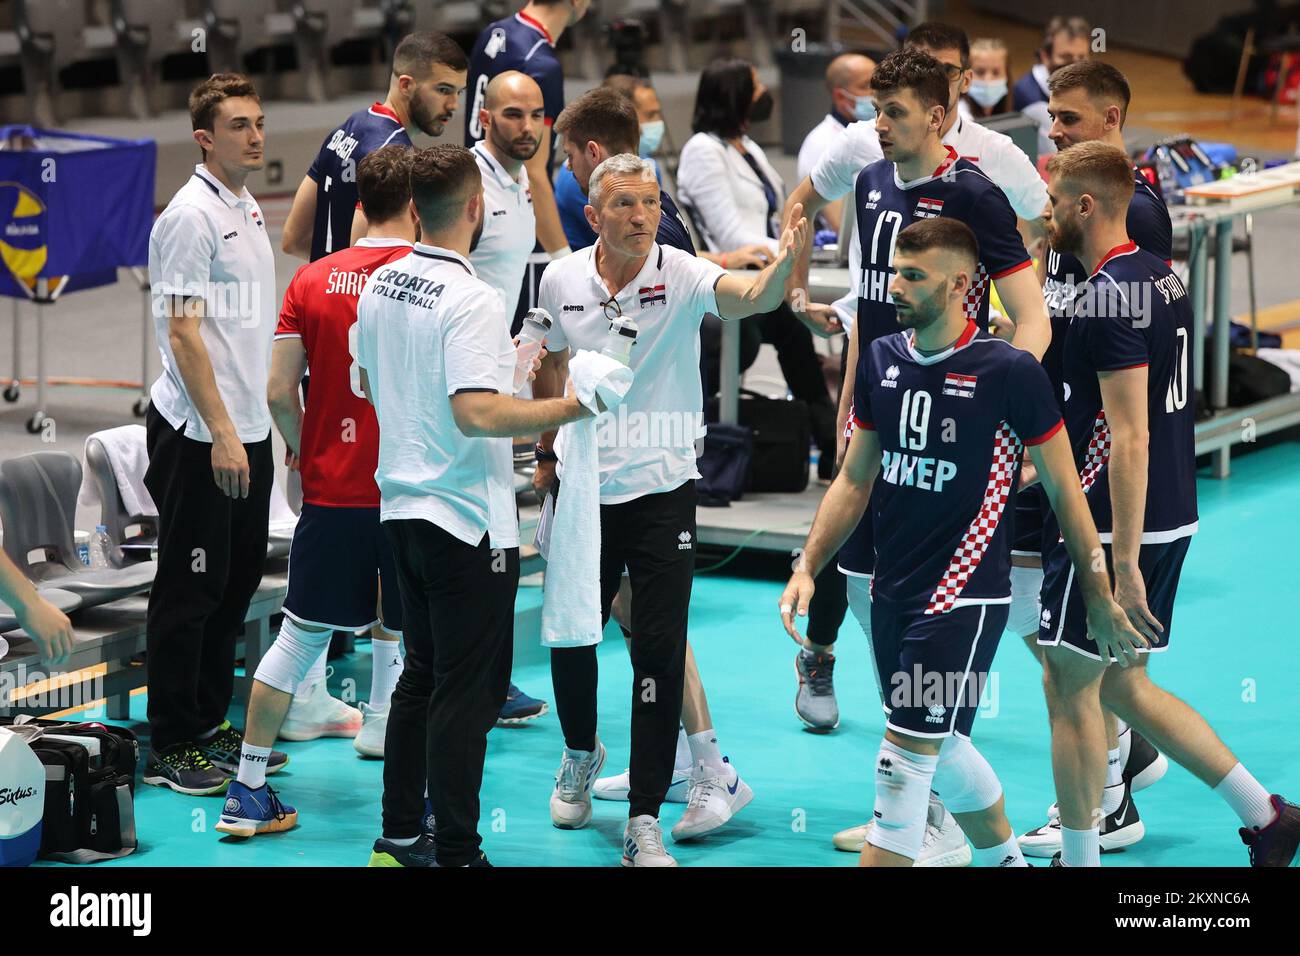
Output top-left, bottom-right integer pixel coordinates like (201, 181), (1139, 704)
(282, 503), (403, 633)
(870, 598), (1008, 740)
(1037, 534), (1191, 661)
(1012, 484), (1049, 558)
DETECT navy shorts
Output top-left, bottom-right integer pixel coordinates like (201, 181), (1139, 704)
(1037, 533), (1191, 661)
(870, 598), (1008, 740)
(1012, 484), (1049, 557)
(283, 503), (403, 633)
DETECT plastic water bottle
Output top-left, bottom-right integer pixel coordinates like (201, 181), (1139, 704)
(601, 314), (639, 366)
(513, 308), (552, 393)
(88, 524), (112, 570)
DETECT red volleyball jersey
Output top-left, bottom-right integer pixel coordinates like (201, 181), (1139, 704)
(275, 238), (413, 506)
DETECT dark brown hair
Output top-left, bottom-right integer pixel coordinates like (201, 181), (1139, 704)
(555, 87), (639, 157)
(870, 48), (951, 116)
(894, 218), (979, 273)
(905, 21), (971, 68)
(409, 145), (482, 233)
(1048, 59), (1132, 125)
(189, 73), (259, 160)
(392, 31), (468, 79)
(357, 145), (414, 224)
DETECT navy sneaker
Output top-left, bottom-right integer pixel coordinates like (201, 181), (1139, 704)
(368, 833), (437, 867)
(215, 781), (297, 838)
(496, 683), (548, 726)
(1241, 795), (1300, 867)
(198, 721), (289, 776)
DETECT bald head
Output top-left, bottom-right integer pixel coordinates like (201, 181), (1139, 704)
(826, 53), (876, 92)
(480, 70), (546, 165)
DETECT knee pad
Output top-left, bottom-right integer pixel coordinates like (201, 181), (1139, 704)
(1008, 565), (1044, 638)
(933, 736), (1004, 814)
(866, 739), (938, 860)
(253, 617), (333, 694)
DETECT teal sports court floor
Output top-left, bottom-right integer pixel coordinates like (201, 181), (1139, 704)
(37, 439), (1300, 867)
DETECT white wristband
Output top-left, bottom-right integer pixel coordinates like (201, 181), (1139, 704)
(548, 245), (573, 261)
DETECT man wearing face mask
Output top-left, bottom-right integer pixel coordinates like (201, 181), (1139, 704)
(796, 52), (877, 236)
(1013, 15), (1092, 157)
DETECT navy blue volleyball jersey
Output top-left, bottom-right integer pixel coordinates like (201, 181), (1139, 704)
(852, 323), (1063, 613)
(306, 103), (412, 261)
(854, 147), (1032, 345)
(466, 13), (565, 170)
(1060, 243), (1198, 541)
(1042, 168), (1171, 401)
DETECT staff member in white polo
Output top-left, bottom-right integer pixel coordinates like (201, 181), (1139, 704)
(534, 153), (808, 866)
(143, 73), (286, 796)
(356, 145), (592, 868)
(469, 68), (555, 726)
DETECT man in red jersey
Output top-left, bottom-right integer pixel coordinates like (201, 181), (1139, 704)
(215, 146), (418, 838)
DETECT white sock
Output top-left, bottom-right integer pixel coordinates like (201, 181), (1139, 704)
(297, 648), (328, 701)
(1101, 747), (1125, 814)
(687, 729), (724, 771)
(385, 835), (418, 846)
(673, 725), (692, 774)
(973, 834), (1027, 867)
(236, 742), (271, 789)
(1116, 719), (1132, 767)
(1215, 763), (1275, 830)
(1061, 825), (1101, 867)
(369, 637), (403, 708)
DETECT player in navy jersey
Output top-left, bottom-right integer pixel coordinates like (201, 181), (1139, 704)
(466, 1), (593, 328)
(1031, 143), (1300, 868)
(779, 218), (1138, 867)
(1013, 61), (1175, 856)
(281, 32), (468, 262)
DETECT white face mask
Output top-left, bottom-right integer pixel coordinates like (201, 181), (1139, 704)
(851, 94), (877, 122)
(968, 79), (1008, 110)
(639, 120), (665, 156)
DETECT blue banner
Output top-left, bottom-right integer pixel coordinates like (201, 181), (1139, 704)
(0, 126), (156, 300)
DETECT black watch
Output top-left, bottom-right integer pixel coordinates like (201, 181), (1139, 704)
(534, 443), (558, 463)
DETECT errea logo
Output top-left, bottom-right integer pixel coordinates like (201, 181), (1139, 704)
(677, 531), (693, 551)
(1040, 608), (1052, 629)
(925, 703), (946, 724)
(864, 188), (883, 210)
(881, 365), (900, 388)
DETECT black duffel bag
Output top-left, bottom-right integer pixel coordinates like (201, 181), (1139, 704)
(708, 389), (811, 494)
(696, 422), (753, 507)
(1203, 348), (1294, 408)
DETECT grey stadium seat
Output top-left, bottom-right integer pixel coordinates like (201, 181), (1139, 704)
(84, 430), (159, 564)
(0, 587), (80, 636)
(0, 453), (156, 609)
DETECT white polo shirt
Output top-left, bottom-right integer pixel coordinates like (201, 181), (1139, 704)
(539, 242), (726, 504)
(355, 243), (519, 549)
(148, 164), (277, 443)
(809, 118), (1046, 330)
(469, 141), (535, 321)
(797, 113), (852, 183)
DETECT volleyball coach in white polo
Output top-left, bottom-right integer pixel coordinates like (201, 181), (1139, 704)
(533, 153), (809, 865)
(355, 144), (592, 868)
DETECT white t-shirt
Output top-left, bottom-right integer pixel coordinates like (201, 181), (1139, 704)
(148, 164), (277, 444)
(809, 118), (1045, 330)
(539, 242), (726, 504)
(809, 122), (884, 333)
(797, 113), (852, 183)
(355, 243), (519, 549)
(469, 141), (535, 320)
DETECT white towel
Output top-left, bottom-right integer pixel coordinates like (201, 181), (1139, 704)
(77, 425), (156, 518)
(269, 474), (299, 534)
(540, 351), (634, 648)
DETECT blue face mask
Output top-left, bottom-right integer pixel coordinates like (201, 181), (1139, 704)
(968, 79), (1008, 110)
(639, 120), (665, 156)
(851, 94), (877, 122)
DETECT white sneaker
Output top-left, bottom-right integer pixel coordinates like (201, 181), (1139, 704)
(353, 702), (388, 758)
(830, 800), (973, 867)
(671, 758), (754, 842)
(1019, 784), (1144, 858)
(549, 740), (607, 829)
(622, 814), (677, 867)
(279, 681), (362, 741)
(594, 767), (691, 803)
